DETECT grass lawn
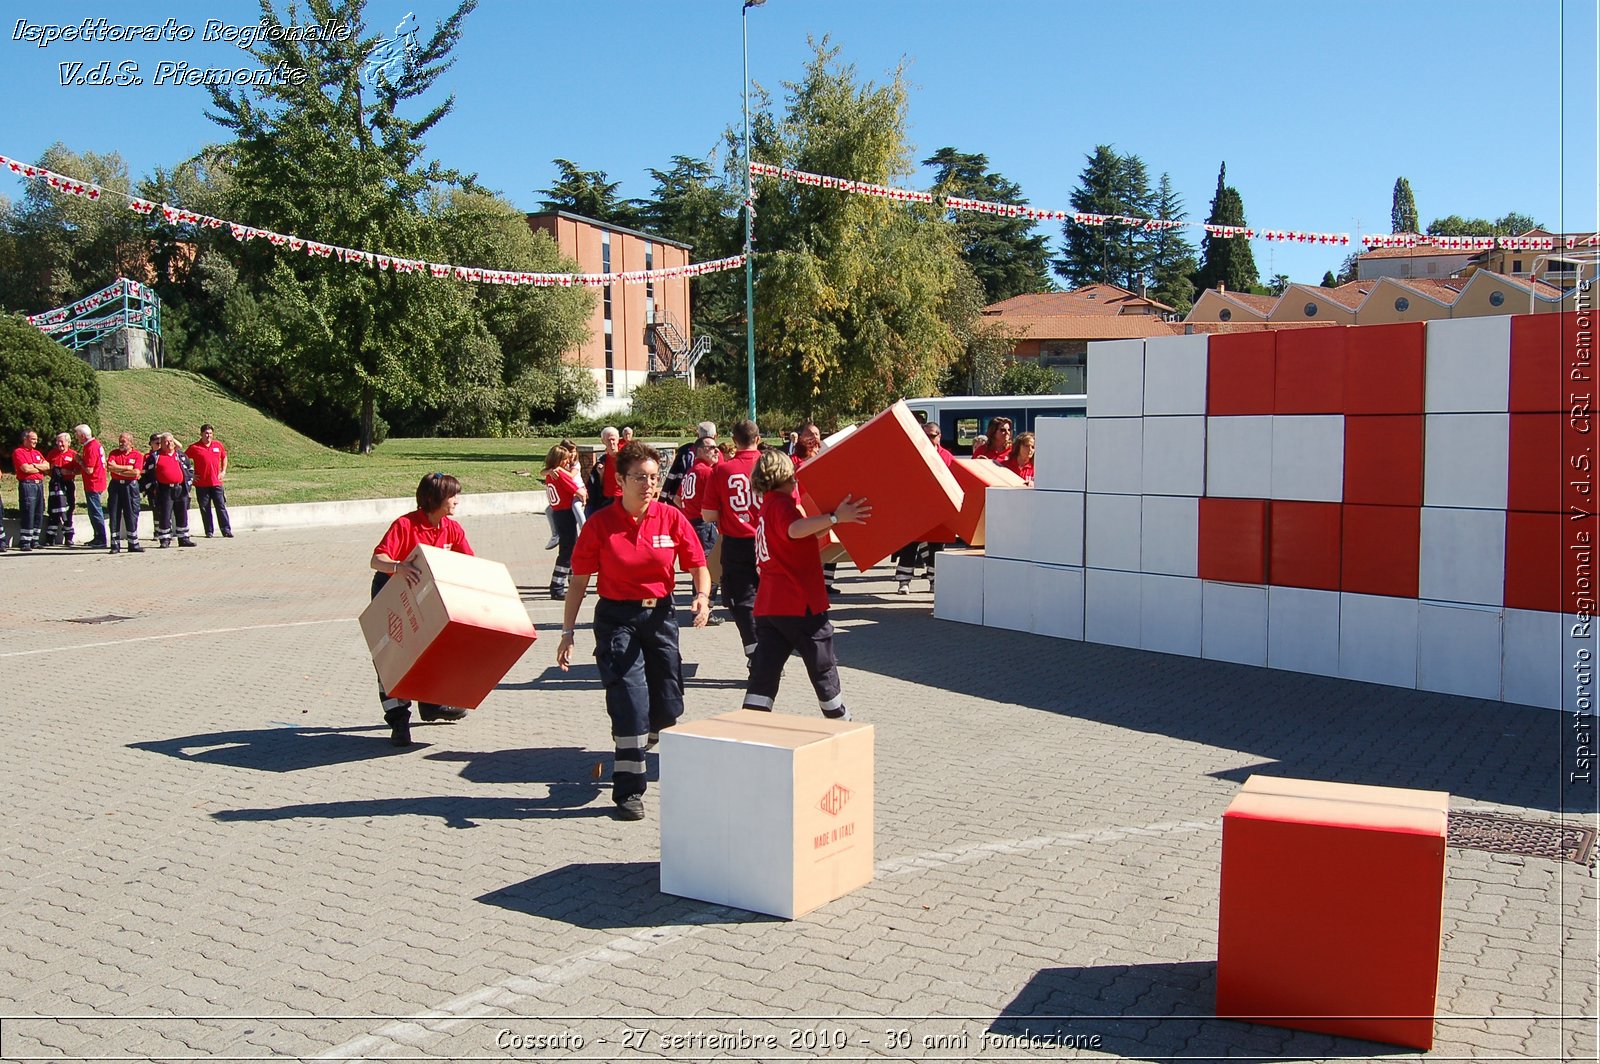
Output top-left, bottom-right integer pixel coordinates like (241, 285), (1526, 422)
(94, 369), (683, 506)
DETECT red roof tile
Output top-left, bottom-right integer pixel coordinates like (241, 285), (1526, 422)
(1000, 315), (1181, 340)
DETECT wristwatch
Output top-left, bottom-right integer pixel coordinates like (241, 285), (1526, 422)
(828, 513), (839, 526)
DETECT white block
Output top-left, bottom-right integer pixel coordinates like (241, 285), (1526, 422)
(932, 548), (985, 626)
(982, 486), (1035, 561)
(1033, 416), (1087, 492)
(1267, 586), (1342, 677)
(1339, 593), (1419, 688)
(1425, 315), (1511, 413)
(1085, 492), (1141, 572)
(1142, 416), (1207, 497)
(983, 556), (1035, 633)
(1419, 507), (1507, 606)
(1205, 416), (1273, 499)
(1423, 413), (1510, 510)
(1085, 567), (1141, 648)
(1032, 490), (1085, 567)
(1270, 415), (1345, 502)
(1031, 563), (1085, 640)
(1501, 609), (1598, 711)
(1086, 339), (1145, 417)
(1203, 581), (1268, 666)
(1143, 334), (1209, 416)
(1417, 602), (1503, 701)
(1140, 495), (1199, 577)
(1087, 416), (1144, 495)
(1140, 574), (1203, 657)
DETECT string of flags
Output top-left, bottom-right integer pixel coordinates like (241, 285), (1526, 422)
(24, 277), (158, 328)
(2, 152), (746, 290)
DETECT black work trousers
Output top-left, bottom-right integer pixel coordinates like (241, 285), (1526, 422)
(593, 596), (684, 802)
(743, 611), (848, 718)
(719, 534), (759, 656)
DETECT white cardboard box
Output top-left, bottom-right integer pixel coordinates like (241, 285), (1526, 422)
(1031, 563), (1086, 640)
(660, 711), (874, 920)
(1087, 338), (1146, 417)
(983, 556), (1036, 633)
(1339, 593), (1420, 689)
(1031, 490), (1086, 567)
(1425, 315), (1511, 413)
(1419, 507), (1507, 607)
(1202, 581), (1269, 666)
(1087, 416), (1144, 495)
(981, 486), (1035, 562)
(1205, 416), (1274, 499)
(1423, 413), (1510, 510)
(1267, 586), (1342, 677)
(1143, 334), (1210, 416)
(1140, 574), (1203, 657)
(1270, 415), (1345, 502)
(1085, 492), (1142, 573)
(1140, 495), (1200, 577)
(932, 548), (985, 626)
(1417, 601), (1503, 701)
(1033, 416), (1087, 492)
(1142, 416), (1207, 497)
(1085, 567), (1142, 648)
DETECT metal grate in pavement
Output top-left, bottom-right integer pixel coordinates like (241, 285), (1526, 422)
(1448, 812), (1597, 865)
(64, 614), (135, 625)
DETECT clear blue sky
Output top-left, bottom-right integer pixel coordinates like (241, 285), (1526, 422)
(2, 0), (1595, 291)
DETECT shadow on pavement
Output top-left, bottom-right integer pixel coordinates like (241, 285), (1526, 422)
(828, 605), (1592, 814)
(425, 745), (604, 786)
(212, 787), (606, 829)
(501, 660), (745, 693)
(479, 860), (778, 929)
(130, 725), (417, 773)
(992, 960), (1407, 1063)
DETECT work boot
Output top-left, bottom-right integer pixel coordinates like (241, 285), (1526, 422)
(178, 537), (197, 547)
(418, 705), (467, 722)
(385, 708), (414, 747)
(614, 795), (645, 821)
(128, 542), (145, 553)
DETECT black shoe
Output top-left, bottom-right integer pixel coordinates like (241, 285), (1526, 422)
(85, 540), (108, 549)
(109, 545), (121, 554)
(385, 709), (413, 747)
(205, 533), (214, 538)
(614, 795), (645, 821)
(178, 537), (197, 547)
(128, 543), (145, 553)
(222, 531), (234, 538)
(418, 706), (468, 722)
(159, 540), (170, 548)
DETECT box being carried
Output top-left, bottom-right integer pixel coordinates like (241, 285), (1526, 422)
(659, 710), (874, 919)
(358, 544), (537, 710)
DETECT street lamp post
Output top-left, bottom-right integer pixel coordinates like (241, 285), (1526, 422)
(742, 0), (764, 420)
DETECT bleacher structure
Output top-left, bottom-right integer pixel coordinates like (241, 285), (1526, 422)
(25, 277), (162, 369)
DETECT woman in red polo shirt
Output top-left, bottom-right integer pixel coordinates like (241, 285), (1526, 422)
(369, 472), (473, 746)
(744, 449), (870, 720)
(557, 442), (711, 821)
(1004, 431), (1037, 486)
(543, 442), (587, 600)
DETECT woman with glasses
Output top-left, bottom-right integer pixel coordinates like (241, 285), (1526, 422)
(369, 472), (472, 746)
(971, 417), (1014, 462)
(557, 442), (711, 821)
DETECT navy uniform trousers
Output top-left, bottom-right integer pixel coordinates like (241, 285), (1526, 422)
(718, 534), (760, 657)
(370, 571), (448, 720)
(46, 472), (76, 545)
(743, 611), (849, 719)
(107, 479), (141, 547)
(593, 596), (685, 803)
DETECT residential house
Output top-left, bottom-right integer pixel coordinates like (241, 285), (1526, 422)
(983, 285), (1180, 390)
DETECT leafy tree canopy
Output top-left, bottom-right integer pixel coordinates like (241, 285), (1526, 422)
(537, 158), (645, 229)
(1192, 162), (1259, 294)
(924, 147), (1052, 304)
(1391, 177), (1419, 234)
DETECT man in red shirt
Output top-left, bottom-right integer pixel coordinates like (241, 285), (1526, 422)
(44, 431), (79, 547)
(74, 424), (109, 549)
(186, 424), (233, 538)
(11, 429), (49, 552)
(584, 426), (623, 517)
(700, 419), (763, 659)
(105, 432), (145, 553)
(152, 433), (197, 548)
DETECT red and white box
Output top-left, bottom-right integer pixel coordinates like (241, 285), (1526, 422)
(1345, 321), (1425, 415)
(1033, 416), (1087, 492)
(984, 556), (1036, 633)
(1202, 581), (1268, 666)
(1423, 412), (1509, 510)
(1143, 334), (1209, 416)
(1217, 774), (1448, 1050)
(1417, 602), (1503, 701)
(931, 548), (985, 626)
(1207, 331), (1276, 416)
(1205, 416), (1273, 499)
(358, 544), (538, 710)
(1087, 416), (1144, 495)
(1419, 507), (1506, 607)
(1343, 415), (1423, 507)
(1139, 573), (1202, 657)
(1086, 338), (1145, 417)
(1142, 416), (1206, 497)
(1509, 312), (1574, 414)
(1085, 567), (1141, 648)
(1341, 505), (1420, 599)
(1085, 492), (1141, 573)
(1274, 325), (1346, 415)
(1268, 501), (1342, 592)
(921, 458), (1027, 548)
(1030, 489), (1085, 568)
(1267, 586), (1342, 677)
(1425, 315), (1511, 414)
(1198, 497), (1269, 585)
(1141, 495), (1199, 578)
(1031, 563), (1085, 640)
(1270, 415), (1345, 502)
(1339, 593), (1419, 689)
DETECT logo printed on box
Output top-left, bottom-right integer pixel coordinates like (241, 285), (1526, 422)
(819, 783), (851, 816)
(387, 611), (404, 644)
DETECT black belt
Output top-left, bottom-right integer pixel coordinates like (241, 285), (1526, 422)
(599, 595), (668, 609)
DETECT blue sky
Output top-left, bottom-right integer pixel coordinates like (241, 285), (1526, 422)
(2, 0), (1595, 291)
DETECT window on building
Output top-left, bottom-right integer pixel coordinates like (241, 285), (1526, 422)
(1426, 261), (1437, 275)
(1219, 308), (1232, 322)
(1512, 259), (1523, 274)
(1489, 291), (1505, 307)
(602, 231), (613, 394)
(1394, 297), (1410, 312)
(1304, 302), (1318, 317)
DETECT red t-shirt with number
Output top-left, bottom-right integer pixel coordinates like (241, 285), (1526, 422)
(374, 510), (474, 561)
(678, 458), (715, 521)
(754, 489), (828, 617)
(545, 467), (584, 512)
(704, 448), (761, 539)
(570, 499), (707, 599)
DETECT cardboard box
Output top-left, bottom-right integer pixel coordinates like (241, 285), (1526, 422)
(1086, 416), (1144, 495)
(659, 710), (874, 919)
(1417, 601), (1502, 701)
(1270, 415), (1345, 502)
(920, 458), (1027, 547)
(1341, 504), (1420, 599)
(1217, 775), (1448, 1050)
(1139, 573), (1202, 657)
(1085, 567), (1141, 648)
(1339, 592), (1419, 688)
(1205, 415), (1273, 499)
(1274, 325), (1346, 414)
(984, 556), (1036, 633)
(1207, 331), (1276, 416)
(1085, 338), (1145, 417)
(1509, 312), (1572, 414)
(796, 401), (963, 571)
(1343, 415), (1423, 507)
(1030, 562), (1085, 640)
(1202, 581), (1268, 666)
(1423, 412), (1510, 510)
(1268, 501), (1342, 592)
(1345, 321), (1425, 415)
(1142, 334), (1209, 416)
(1141, 416), (1206, 497)
(1266, 586), (1342, 677)
(358, 544), (538, 709)
(1419, 506), (1506, 607)
(1141, 495), (1199, 578)
(1033, 416), (1087, 491)
(932, 548), (985, 626)
(1085, 492), (1142, 572)
(1425, 315), (1511, 413)
(1198, 498), (1269, 585)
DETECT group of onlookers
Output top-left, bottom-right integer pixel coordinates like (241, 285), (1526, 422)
(1, 424), (231, 554)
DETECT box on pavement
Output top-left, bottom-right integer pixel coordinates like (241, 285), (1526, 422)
(358, 544), (538, 709)
(1217, 774), (1448, 1050)
(797, 402), (963, 570)
(921, 458), (1027, 546)
(660, 710), (874, 919)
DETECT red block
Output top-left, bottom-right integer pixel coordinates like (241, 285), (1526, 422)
(1341, 505), (1420, 598)
(1345, 322), (1425, 415)
(1504, 510), (1565, 613)
(1268, 501), (1341, 591)
(1508, 412), (1592, 514)
(1207, 331), (1276, 416)
(1218, 775), (1448, 1051)
(796, 401), (964, 571)
(1274, 325), (1346, 414)
(1343, 415), (1423, 507)
(1198, 497), (1269, 584)
(920, 458), (1027, 546)
(1509, 312), (1572, 414)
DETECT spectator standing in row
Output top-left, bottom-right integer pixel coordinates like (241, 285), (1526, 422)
(585, 426), (622, 517)
(661, 421), (715, 506)
(44, 432), (79, 547)
(152, 433), (197, 548)
(1005, 431), (1037, 486)
(11, 429), (48, 552)
(701, 419), (763, 661)
(678, 434), (720, 568)
(105, 432), (145, 553)
(74, 425), (108, 549)
(543, 441), (586, 599)
(972, 416), (1014, 462)
(186, 424), (232, 538)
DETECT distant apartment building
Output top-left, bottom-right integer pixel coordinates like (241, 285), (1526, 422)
(526, 211), (693, 414)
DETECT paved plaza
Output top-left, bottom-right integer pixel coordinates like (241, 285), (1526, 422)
(0, 509), (1595, 1062)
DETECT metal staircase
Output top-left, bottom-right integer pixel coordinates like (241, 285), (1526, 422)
(648, 310), (710, 386)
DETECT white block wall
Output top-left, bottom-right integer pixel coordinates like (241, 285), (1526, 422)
(1085, 568), (1141, 648)
(1031, 564), (1085, 640)
(1142, 334), (1209, 415)
(1142, 416), (1207, 497)
(1087, 417), (1143, 495)
(1085, 492), (1141, 572)
(932, 549), (985, 626)
(1141, 574), (1203, 657)
(1417, 602), (1503, 701)
(1033, 417), (1086, 491)
(1270, 416), (1345, 502)
(983, 557), (1036, 633)
(1267, 586), (1342, 677)
(982, 487), (1035, 562)
(1140, 495), (1199, 577)
(1419, 507), (1507, 607)
(1339, 593), (1420, 689)
(1425, 315), (1511, 413)
(1424, 413), (1510, 509)
(1031, 490), (1085, 567)
(1086, 339), (1145, 417)
(1202, 582), (1268, 666)
(1205, 416), (1272, 498)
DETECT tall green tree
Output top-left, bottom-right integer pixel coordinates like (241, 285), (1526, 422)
(924, 147), (1052, 304)
(1054, 145), (1153, 288)
(207, 0), (479, 452)
(1192, 162), (1259, 294)
(1391, 177), (1419, 233)
(537, 159), (644, 228)
(1427, 212), (1545, 237)
(1148, 172), (1198, 313)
